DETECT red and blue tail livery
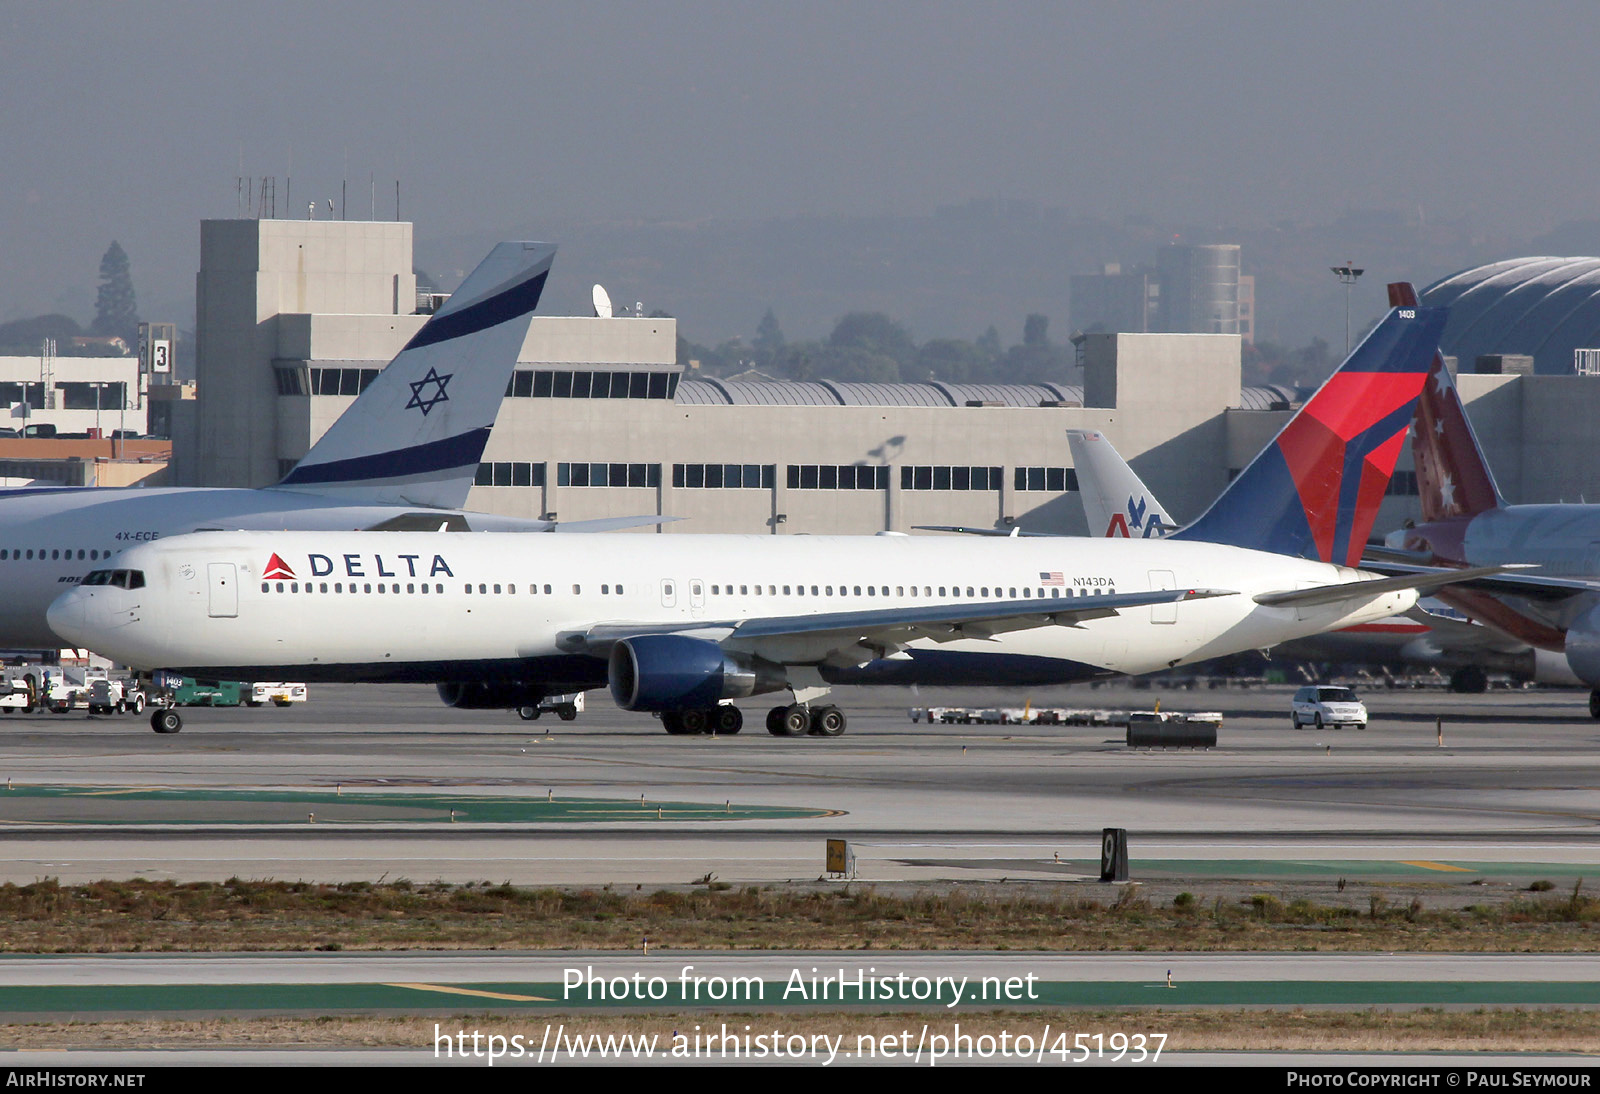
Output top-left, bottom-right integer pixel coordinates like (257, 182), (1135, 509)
(1175, 301), (1447, 565)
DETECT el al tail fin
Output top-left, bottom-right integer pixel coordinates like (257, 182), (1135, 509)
(1388, 282), (1503, 522)
(1172, 297), (1447, 565)
(1066, 429), (1175, 538)
(276, 241), (556, 508)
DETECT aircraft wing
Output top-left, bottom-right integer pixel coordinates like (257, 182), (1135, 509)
(559, 586), (1236, 663)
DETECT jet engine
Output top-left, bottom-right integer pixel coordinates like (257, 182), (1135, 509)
(436, 682), (553, 710)
(608, 634), (786, 712)
(1564, 603), (1600, 687)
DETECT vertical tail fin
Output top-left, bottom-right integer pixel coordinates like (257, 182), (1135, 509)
(1066, 429), (1174, 538)
(1387, 282), (1504, 522)
(1173, 301), (1447, 564)
(276, 241), (556, 508)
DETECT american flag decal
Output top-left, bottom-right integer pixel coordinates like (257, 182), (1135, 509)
(1039, 571), (1064, 586)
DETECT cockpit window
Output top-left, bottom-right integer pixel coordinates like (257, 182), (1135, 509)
(80, 569), (143, 589)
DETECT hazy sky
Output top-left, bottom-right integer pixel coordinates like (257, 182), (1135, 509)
(4, 0), (1598, 329)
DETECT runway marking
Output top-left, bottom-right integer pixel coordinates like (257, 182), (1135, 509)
(1399, 860), (1476, 872)
(386, 983), (550, 1002)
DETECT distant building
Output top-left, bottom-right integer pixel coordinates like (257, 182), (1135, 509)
(1071, 246), (1251, 343)
(1069, 263), (1156, 334)
(1156, 244), (1241, 335)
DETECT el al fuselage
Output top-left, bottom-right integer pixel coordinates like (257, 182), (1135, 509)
(0, 486), (487, 649)
(61, 531), (1416, 686)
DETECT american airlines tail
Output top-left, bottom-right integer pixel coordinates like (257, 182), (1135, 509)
(1173, 300), (1447, 565)
(1065, 429), (1174, 538)
(1388, 282), (1504, 524)
(275, 241), (557, 509)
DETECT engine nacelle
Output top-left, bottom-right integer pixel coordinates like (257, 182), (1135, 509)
(608, 634), (786, 712)
(1566, 604), (1600, 687)
(436, 682), (552, 710)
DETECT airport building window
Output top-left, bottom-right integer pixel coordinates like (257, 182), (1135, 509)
(1013, 467), (1078, 492)
(1386, 471), (1418, 496)
(507, 369), (678, 400)
(787, 464), (888, 490)
(558, 462), (661, 488)
(474, 462), (547, 488)
(676, 464), (775, 489)
(277, 366), (380, 398)
(898, 465), (1001, 491)
(58, 382), (127, 410)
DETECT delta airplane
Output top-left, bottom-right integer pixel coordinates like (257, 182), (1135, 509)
(1066, 426), (1571, 690)
(1375, 285), (1600, 713)
(52, 302), (1512, 736)
(0, 241), (655, 651)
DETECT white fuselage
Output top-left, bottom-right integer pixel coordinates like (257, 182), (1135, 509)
(0, 486), (559, 650)
(48, 530), (1418, 690)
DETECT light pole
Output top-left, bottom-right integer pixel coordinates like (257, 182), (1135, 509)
(1331, 263), (1364, 356)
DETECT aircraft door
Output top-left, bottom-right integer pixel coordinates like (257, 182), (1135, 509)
(207, 563), (238, 618)
(1148, 569), (1176, 624)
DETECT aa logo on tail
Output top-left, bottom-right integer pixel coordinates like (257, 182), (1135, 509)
(1105, 495), (1170, 538)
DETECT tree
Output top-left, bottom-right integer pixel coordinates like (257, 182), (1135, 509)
(828, 312), (916, 375)
(90, 241), (139, 348)
(754, 308), (784, 355)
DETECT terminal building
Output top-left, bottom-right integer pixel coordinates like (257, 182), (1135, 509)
(180, 219), (1600, 538)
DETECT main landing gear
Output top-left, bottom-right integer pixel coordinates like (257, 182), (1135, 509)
(150, 708), (182, 734)
(765, 702), (846, 737)
(657, 702), (849, 737)
(661, 705), (744, 735)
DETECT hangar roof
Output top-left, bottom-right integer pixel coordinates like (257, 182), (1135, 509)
(1421, 257), (1600, 374)
(677, 378), (1296, 409)
(675, 379), (1085, 407)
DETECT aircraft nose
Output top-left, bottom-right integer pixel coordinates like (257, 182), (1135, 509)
(46, 589), (89, 645)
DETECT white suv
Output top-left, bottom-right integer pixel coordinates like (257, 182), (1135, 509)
(1290, 686), (1368, 730)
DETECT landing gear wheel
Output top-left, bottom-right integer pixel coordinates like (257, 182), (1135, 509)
(810, 706), (847, 736)
(661, 710), (688, 735)
(678, 708), (710, 735)
(712, 705), (743, 734)
(766, 706), (789, 736)
(517, 705), (541, 721)
(151, 709), (182, 734)
(780, 703), (811, 737)
(1590, 690), (1600, 720)
(1451, 665), (1489, 694)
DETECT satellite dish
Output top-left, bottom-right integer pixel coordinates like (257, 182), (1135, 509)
(591, 284), (613, 319)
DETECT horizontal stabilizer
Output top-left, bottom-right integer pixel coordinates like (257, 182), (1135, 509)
(1361, 561), (1598, 602)
(1254, 564), (1527, 609)
(911, 525), (1057, 538)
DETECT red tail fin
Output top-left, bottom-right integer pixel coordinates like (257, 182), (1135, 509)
(1411, 349), (1503, 522)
